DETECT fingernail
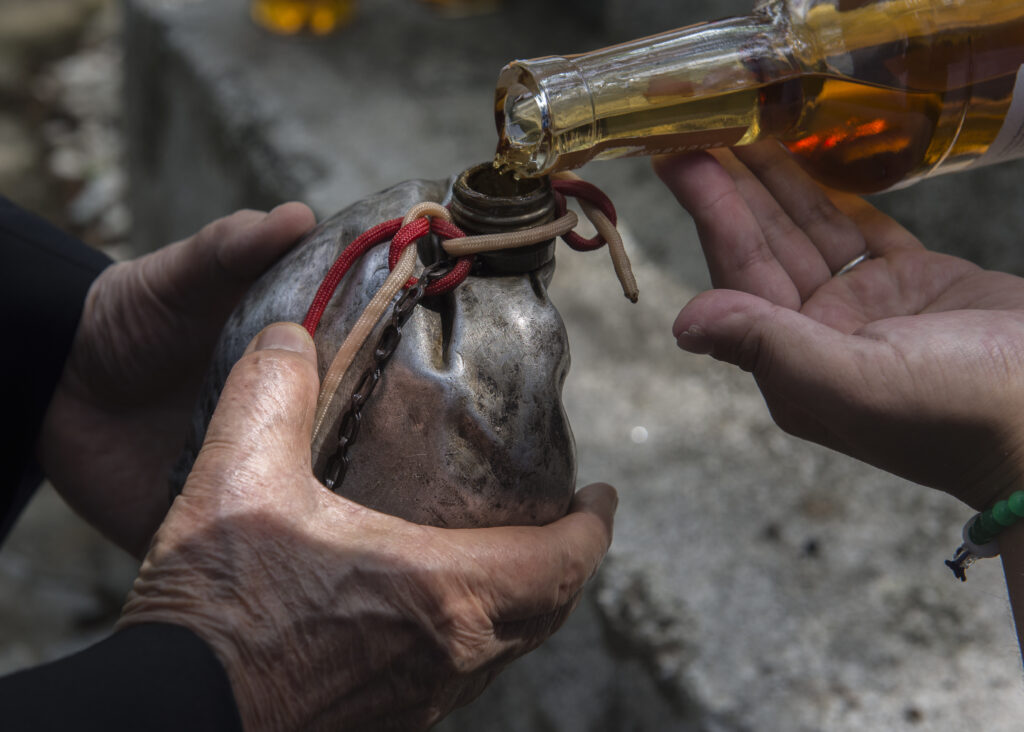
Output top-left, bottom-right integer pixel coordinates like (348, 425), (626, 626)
(253, 322), (313, 354)
(676, 324), (711, 354)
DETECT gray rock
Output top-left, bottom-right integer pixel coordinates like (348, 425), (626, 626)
(0, 0), (107, 61)
(67, 169), (123, 225)
(0, 114), (38, 185)
(0, 47), (29, 98)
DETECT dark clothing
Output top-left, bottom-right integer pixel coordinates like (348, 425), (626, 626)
(0, 625), (243, 731)
(0, 197), (242, 731)
(0, 195), (110, 542)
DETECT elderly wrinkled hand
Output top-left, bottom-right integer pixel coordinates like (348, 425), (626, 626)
(36, 204), (316, 556)
(118, 322), (616, 732)
(656, 140), (1024, 511)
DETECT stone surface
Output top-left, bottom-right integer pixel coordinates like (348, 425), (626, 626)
(8, 0), (1014, 727)
(0, 0), (105, 60)
(0, 113), (39, 187)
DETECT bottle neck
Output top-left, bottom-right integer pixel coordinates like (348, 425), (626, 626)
(494, 9), (801, 177)
(442, 163), (557, 275)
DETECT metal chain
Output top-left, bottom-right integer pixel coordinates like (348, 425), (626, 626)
(322, 259), (453, 490)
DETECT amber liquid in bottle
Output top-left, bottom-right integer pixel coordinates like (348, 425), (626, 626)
(494, 0), (1024, 193)
(250, 0), (357, 35)
(781, 50), (1021, 192)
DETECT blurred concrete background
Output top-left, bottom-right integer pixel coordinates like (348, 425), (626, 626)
(3, 0), (1024, 729)
(0, 0), (139, 674)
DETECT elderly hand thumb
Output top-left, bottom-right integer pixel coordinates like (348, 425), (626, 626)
(243, 321), (317, 360)
(192, 323), (320, 482)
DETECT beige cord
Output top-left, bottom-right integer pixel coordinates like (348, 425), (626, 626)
(579, 198), (638, 303)
(553, 171), (639, 302)
(311, 181), (637, 448)
(311, 203), (451, 445)
(442, 212), (578, 256)
(401, 202), (452, 229)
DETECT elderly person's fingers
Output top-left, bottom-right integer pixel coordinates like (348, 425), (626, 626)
(121, 319), (616, 732)
(183, 322), (321, 506)
(462, 482), (617, 622)
(135, 202), (316, 318)
(39, 203), (316, 555)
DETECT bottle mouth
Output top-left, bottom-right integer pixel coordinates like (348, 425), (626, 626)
(447, 162), (557, 275)
(494, 64), (554, 177)
(450, 162), (554, 234)
(465, 161), (545, 197)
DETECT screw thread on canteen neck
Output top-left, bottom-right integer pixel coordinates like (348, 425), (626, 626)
(444, 162), (557, 274)
(450, 162), (555, 232)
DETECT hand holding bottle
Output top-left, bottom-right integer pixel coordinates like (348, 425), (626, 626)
(496, 0), (1024, 191)
(656, 140), (1024, 511)
(37, 204), (317, 558)
(119, 322), (616, 732)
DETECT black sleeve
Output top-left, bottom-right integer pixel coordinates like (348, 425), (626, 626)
(0, 198), (244, 732)
(0, 623), (243, 731)
(0, 195), (112, 542)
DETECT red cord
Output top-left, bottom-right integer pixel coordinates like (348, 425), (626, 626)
(303, 178), (617, 337)
(387, 217), (430, 269)
(303, 216), (472, 336)
(386, 217), (472, 295)
(552, 179), (617, 223)
(302, 218), (403, 337)
(552, 179), (618, 252)
(422, 220), (471, 296)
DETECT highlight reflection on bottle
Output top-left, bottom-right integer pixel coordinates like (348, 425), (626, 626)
(494, 0), (1024, 193)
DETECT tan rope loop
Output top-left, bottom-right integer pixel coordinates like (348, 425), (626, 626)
(312, 185), (637, 449)
(553, 171), (639, 303)
(312, 203), (450, 444)
(402, 201), (451, 226)
(442, 212), (578, 257)
(581, 199), (638, 303)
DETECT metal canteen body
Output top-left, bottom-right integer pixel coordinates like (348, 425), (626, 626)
(171, 177), (577, 528)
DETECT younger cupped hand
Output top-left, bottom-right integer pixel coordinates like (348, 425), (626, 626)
(656, 140), (1024, 510)
(118, 322), (616, 732)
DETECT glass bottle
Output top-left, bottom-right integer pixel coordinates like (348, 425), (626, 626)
(250, 0), (357, 36)
(494, 0), (1024, 193)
